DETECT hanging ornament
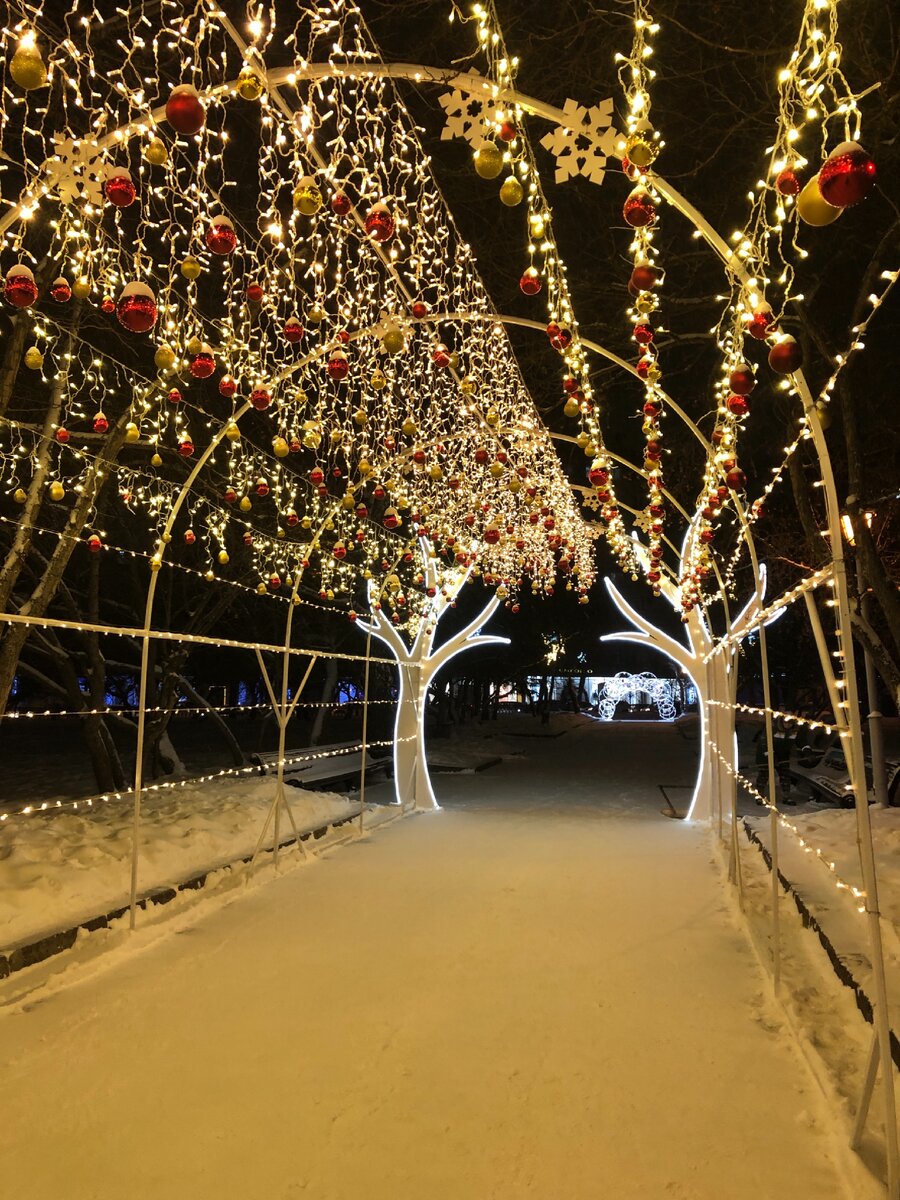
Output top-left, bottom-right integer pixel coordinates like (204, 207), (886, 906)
(364, 202), (395, 243)
(219, 375), (237, 397)
(411, 301), (429, 320)
(546, 323), (572, 352)
(432, 343), (452, 368)
(768, 336), (803, 374)
(725, 467), (746, 490)
(307, 302), (326, 325)
(189, 343), (216, 378)
(383, 506), (400, 530)
(183, 529), (196, 545)
(49, 481), (65, 501)
(293, 176), (323, 216)
(519, 267), (542, 296)
(236, 66), (264, 101)
(86, 534), (102, 554)
(24, 346), (43, 370)
(10, 34), (47, 91)
(775, 167), (801, 197)
(250, 386), (272, 411)
(331, 191), (352, 216)
(371, 368), (387, 390)
(327, 348), (349, 381)
(50, 277), (72, 303)
(630, 263), (663, 292)
(224, 422), (240, 443)
(154, 344), (176, 373)
(144, 137), (168, 167)
(473, 140), (504, 180)
(72, 277), (91, 300)
(498, 118), (518, 143)
(272, 436), (289, 459)
(623, 188), (656, 227)
(100, 296), (116, 315)
(797, 176), (841, 227)
(125, 422), (140, 443)
(382, 324), (405, 354)
(727, 395), (749, 416)
(332, 541), (348, 560)
(817, 142), (876, 209)
(499, 175), (524, 206)
(116, 282), (157, 333)
(105, 167), (136, 207)
(180, 257), (202, 281)
(54, 425), (69, 441)
(4, 265), (37, 308)
(92, 412), (109, 433)
(178, 439), (194, 457)
(206, 215), (237, 255)
(166, 84), (206, 136)
(624, 121), (658, 169)
(746, 308), (774, 340)
(728, 364), (755, 395)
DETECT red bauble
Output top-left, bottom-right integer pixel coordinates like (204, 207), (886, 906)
(474, 447), (489, 464)
(331, 191), (351, 216)
(184, 529), (196, 545)
(498, 119), (517, 143)
(484, 526), (500, 545)
(768, 336), (803, 374)
(412, 300), (429, 319)
(5, 265), (37, 308)
(588, 466), (608, 486)
(255, 479), (269, 497)
(621, 158), (641, 182)
(283, 317), (303, 342)
(56, 428), (70, 444)
(562, 375), (579, 394)
(245, 283), (264, 304)
(50, 277), (71, 303)
(166, 84), (205, 136)
(218, 375), (237, 398)
(87, 534), (102, 554)
(309, 467), (324, 486)
(336, 329), (350, 344)
(432, 343), (451, 368)
(727, 394), (749, 416)
(93, 413), (109, 433)
(250, 387), (271, 410)
(101, 296), (116, 314)
(630, 263), (662, 292)
(327, 350), (349, 381)
(105, 169), (136, 207)
(725, 467), (746, 490)
(817, 142), (876, 209)
(190, 346), (216, 378)
(167, 388), (182, 406)
(224, 487), (237, 504)
(178, 439), (194, 457)
(642, 399), (661, 417)
(116, 282), (157, 333)
(546, 323), (572, 351)
(206, 216), (236, 255)
(519, 267), (542, 296)
(775, 168), (801, 197)
(284, 509), (299, 527)
(332, 542), (347, 560)
(633, 323), (654, 345)
(623, 188), (656, 228)
(728, 363), (755, 395)
(747, 309), (774, 340)
(699, 529), (715, 545)
(364, 202), (394, 243)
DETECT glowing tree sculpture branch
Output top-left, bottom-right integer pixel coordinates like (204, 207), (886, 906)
(355, 544), (509, 811)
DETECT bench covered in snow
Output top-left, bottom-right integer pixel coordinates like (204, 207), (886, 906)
(251, 741), (388, 790)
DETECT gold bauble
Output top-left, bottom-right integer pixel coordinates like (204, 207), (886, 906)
(277, 527), (285, 539)
(341, 493), (355, 510)
(154, 344), (177, 372)
(473, 140), (503, 180)
(236, 68), (264, 102)
(485, 407), (499, 426)
(382, 327), (405, 355)
(489, 461), (505, 479)
(401, 417), (417, 437)
(239, 496), (252, 512)
(797, 175), (841, 227)
(358, 459), (373, 477)
(307, 303), (326, 324)
(499, 175), (524, 207)
(353, 408), (367, 426)
(218, 550), (230, 565)
(428, 464), (443, 481)
(224, 422), (240, 442)
(293, 176), (323, 216)
(144, 137), (168, 167)
(371, 368), (387, 390)
(508, 477), (522, 494)
(460, 376), (476, 396)
(24, 347), (43, 370)
(636, 294), (655, 315)
(180, 257), (202, 281)
(10, 44), (47, 91)
(151, 452), (163, 467)
(161, 532), (171, 544)
(625, 129), (658, 169)
(330, 428), (343, 445)
(48, 481), (65, 501)
(448, 351), (459, 371)
(125, 422), (140, 443)
(272, 436), (289, 458)
(72, 277), (91, 300)
(575, 431), (589, 448)
(13, 487), (27, 504)
(563, 397), (579, 418)
(256, 582), (267, 595)
(584, 441), (597, 457)
(204, 570), (215, 582)
(187, 335), (203, 355)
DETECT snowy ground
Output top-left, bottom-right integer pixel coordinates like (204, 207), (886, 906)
(0, 716), (880, 1199)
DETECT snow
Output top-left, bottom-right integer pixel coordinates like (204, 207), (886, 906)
(0, 716), (877, 1199)
(0, 775), (364, 950)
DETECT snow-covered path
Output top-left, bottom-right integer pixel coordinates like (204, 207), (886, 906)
(0, 720), (863, 1198)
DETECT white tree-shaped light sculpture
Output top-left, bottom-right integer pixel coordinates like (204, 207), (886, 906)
(602, 529), (772, 821)
(355, 545), (509, 811)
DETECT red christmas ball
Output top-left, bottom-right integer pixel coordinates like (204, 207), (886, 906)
(727, 394), (749, 416)
(224, 487), (237, 504)
(412, 300), (429, 319)
(725, 467), (746, 490)
(633, 323), (654, 345)
(768, 335), (803, 374)
(621, 157), (641, 182)
(498, 119), (517, 143)
(87, 534), (102, 553)
(728, 363), (755, 395)
(747, 309), (774, 341)
(190, 347), (216, 378)
(630, 263), (662, 291)
(56, 428), (70, 444)
(167, 388), (182, 406)
(255, 479), (269, 497)
(206, 216), (236, 255)
(336, 329), (350, 344)
(93, 413), (109, 433)
(245, 283), (264, 304)
(178, 439), (194, 457)
(331, 191), (351, 216)
(50, 277), (72, 303)
(184, 529), (196, 545)
(519, 267), (542, 296)
(432, 343), (451, 368)
(284, 509), (299, 526)
(116, 282), (157, 333)
(327, 350), (349, 381)
(562, 375), (579, 394)
(643, 399), (661, 417)
(250, 387), (271, 410)
(105, 169), (136, 207)
(699, 529), (715, 545)
(623, 188), (656, 228)
(101, 296), (116, 314)
(817, 142), (876, 209)
(309, 467), (324, 486)
(364, 202), (394, 244)
(547, 323), (572, 352)
(5, 265), (37, 308)
(166, 84), (205, 135)
(268, 575), (281, 591)
(775, 168), (801, 197)
(218, 376), (237, 398)
(283, 317), (303, 343)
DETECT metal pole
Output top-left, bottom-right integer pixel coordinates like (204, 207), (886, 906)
(358, 631), (372, 836)
(758, 622), (781, 990)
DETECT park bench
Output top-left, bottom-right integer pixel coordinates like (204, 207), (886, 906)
(251, 740), (388, 790)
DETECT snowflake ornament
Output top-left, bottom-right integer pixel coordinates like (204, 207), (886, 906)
(634, 508), (654, 534)
(42, 135), (104, 206)
(540, 97), (618, 186)
(438, 89), (490, 147)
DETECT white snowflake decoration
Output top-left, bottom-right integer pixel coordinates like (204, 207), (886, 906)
(42, 135), (104, 206)
(540, 97), (618, 186)
(438, 89), (490, 147)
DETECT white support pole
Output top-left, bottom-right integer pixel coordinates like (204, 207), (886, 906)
(358, 631), (372, 836)
(757, 622), (781, 990)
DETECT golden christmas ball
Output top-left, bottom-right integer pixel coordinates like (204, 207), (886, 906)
(371, 368), (387, 390)
(293, 175), (323, 216)
(329, 427), (344, 445)
(24, 346), (43, 370)
(49, 481), (65, 501)
(180, 257), (202, 281)
(187, 335), (203, 355)
(353, 408), (367, 427)
(151, 452), (163, 467)
(499, 175), (524, 207)
(14, 487), (27, 504)
(489, 461), (505, 479)
(460, 376), (476, 396)
(401, 416), (417, 437)
(204, 570), (215, 582)
(485, 407), (499, 426)
(218, 549), (230, 565)
(508, 477), (522, 494)
(236, 67), (264, 102)
(382, 326), (405, 355)
(428, 463), (443, 481)
(797, 175), (841, 227)
(239, 496), (252, 512)
(564, 397), (579, 418)
(341, 493), (355, 510)
(625, 127), (658, 169)
(358, 459), (373, 477)
(256, 582), (267, 595)
(224, 422), (241, 442)
(10, 42), (47, 91)
(72, 276), (91, 300)
(273, 436), (289, 458)
(307, 303), (326, 324)
(144, 137), (168, 167)
(473, 140), (504, 180)
(125, 422), (140, 443)
(154, 343), (177, 372)
(575, 431), (589, 448)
